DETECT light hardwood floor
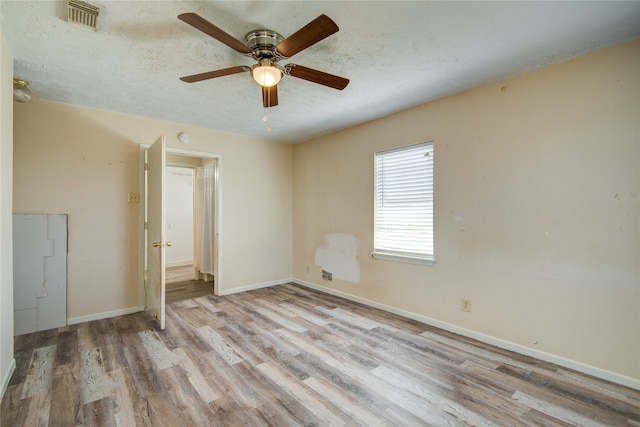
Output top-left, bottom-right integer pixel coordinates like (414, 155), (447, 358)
(166, 265), (195, 283)
(2, 283), (639, 426)
(166, 265), (214, 304)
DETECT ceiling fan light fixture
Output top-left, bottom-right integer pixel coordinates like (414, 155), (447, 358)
(178, 13), (348, 107)
(13, 78), (32, 103)
(251, 60), (282, 87)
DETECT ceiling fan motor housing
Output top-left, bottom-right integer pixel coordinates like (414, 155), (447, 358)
(245, 29), (285, 60)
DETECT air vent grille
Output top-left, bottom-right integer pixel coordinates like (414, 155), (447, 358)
(67, 0), (100, 31)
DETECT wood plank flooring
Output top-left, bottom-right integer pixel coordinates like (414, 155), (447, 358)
(166, 265), (195, 284)
(166, 280), (214, 305)
(166, 265), (214, 304)
(2, 283), (639, 426)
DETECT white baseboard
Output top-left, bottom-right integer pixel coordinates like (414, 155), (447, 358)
(219, 278), (292, 296)
(67, 306), (142, 325)
(1, 358), (15, 400)
(294, 278), (640, 391)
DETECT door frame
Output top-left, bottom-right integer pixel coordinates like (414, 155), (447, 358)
(137, 144), (222, 311)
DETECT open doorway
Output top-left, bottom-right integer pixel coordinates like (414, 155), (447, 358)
(138, 143), (221, 320)
(164, 154), (216, 304)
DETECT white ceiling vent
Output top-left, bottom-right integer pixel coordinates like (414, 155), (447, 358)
(67, 0), (100, 31)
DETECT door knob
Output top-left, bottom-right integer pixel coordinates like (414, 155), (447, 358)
(152, 241), (173, 248)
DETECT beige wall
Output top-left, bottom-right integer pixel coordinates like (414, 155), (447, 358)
(293, 39), (640, 381)
(13, 101), (293, 319)
(1, 27), (15, 398)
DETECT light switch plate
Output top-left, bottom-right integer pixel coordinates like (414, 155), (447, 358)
(128, 192), (140, 203)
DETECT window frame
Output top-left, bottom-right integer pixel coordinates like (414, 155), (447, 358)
(372, 141), (435, 266)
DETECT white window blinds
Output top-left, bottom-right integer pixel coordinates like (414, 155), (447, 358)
(373, 141), (434, 264)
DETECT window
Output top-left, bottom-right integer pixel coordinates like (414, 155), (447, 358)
(373, 141), (434, 265)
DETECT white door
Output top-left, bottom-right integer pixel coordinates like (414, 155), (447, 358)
(146, 135), (167, 330)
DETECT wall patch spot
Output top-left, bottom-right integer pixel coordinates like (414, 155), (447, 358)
(314, 233), (361, 283)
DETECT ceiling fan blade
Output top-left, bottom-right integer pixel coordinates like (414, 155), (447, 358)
(180, 66), (249, 83)
(286, 64), (349, 90)
(262, 85), (279, 108)
(178, 13), (253, 55)
(275, 14), (339, 58)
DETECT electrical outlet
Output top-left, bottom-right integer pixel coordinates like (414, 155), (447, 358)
(461, 298), (471, 312)
(306, 264), (310, 273)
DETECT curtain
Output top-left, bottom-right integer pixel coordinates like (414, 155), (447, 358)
(195, 162), (215, 275)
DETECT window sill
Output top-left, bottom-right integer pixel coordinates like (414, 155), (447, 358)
(371, 251), (436, 266)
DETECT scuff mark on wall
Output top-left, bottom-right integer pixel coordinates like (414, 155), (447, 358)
(314, 233), (361, 283)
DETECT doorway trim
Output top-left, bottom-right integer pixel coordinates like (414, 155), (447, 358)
(138, 145), (222, 311)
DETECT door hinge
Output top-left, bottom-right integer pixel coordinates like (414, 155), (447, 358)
(144, 221), (148, 230)
(144, 162), (149, 171)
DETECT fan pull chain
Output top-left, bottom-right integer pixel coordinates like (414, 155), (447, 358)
(262, 110), (271, 132)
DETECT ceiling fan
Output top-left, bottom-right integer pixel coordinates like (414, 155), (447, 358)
(178, 13), (349, 108)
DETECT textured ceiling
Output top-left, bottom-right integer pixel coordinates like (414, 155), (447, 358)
(2, 1), (640, 143)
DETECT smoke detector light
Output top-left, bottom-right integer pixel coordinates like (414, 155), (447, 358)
(177, 132), (190, 144)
